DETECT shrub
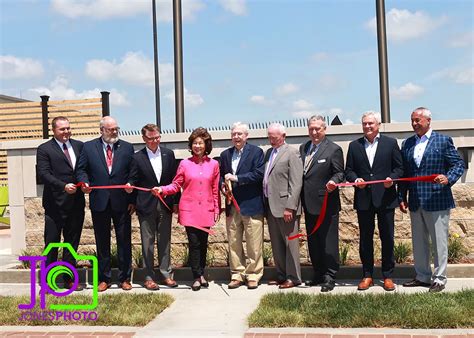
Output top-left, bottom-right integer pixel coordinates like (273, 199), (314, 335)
(132, 245), (144, 268)
(394, 241), (412, 264)
(263, 242), (273, 266)
(339, 243), (350, 266)
(448, 232), (468, 263)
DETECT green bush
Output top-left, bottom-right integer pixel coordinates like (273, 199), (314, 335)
(339, 243), (350, 266)
(394, 241), (412, 264)
(448, 233), (468, 263)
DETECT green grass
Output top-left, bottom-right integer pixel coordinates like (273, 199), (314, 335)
(0, 293), (173, 326)
(248, 289), (474, 329)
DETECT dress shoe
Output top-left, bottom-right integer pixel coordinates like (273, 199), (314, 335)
(162, 278), (178, 288)
(191, 279), (201, 291)
(65, 280), (84, 291)
(200, 276), (209, 288)
(144, 280), (160, 291)
(279, 280), (301, 289)
(268, 279), (285, 286)
(402, 279), (431, 287)
(383, 278), (396, 291)
(321, 280), (335, 292)
(228, 280), (243, 289)
(247, 280), (258, 290)
(357, 277), (374, 291)
(429, 282), (445, 293)
(119, 280), (133, 291)
(98, 281), (111, 292)
(305, 277), (325, 287)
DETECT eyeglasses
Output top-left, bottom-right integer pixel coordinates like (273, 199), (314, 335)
(144, 135), (161, 141)
(102, 127), (120, 133)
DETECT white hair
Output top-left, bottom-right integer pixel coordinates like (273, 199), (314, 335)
(267, 122), (286, 134)
(231, 122), (249, 134)
(361, 111), (381, 124)
(307, 115), (327, 128)
(100, 116), (117, 128)
(412, 107), (432, 118)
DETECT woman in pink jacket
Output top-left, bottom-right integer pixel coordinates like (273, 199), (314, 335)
(157, 127), (220, 291)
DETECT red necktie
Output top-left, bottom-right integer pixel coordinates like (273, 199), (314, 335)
(106, 145), (113, 172)
(62, 143), (73, 167)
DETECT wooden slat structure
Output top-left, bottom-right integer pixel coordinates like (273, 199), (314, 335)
(0, 96), (106, 184)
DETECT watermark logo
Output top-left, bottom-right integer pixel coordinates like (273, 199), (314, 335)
(18, 243), (99, 321)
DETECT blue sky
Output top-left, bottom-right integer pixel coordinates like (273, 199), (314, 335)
(1, 0), (472, 132)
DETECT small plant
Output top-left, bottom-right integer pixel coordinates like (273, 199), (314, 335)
(111, 243), (118, 268)
(448, 232), (468, 263)
(339, 243), (350, 266)
(18, 247), (42, 269)
(132, 245), (144, 268)
(263, 242), (273, 266)
(206, 245), (216, 267)
(394, 241), (412, 264)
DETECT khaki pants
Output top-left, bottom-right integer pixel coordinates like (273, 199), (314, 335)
(226, 207), (264, 282)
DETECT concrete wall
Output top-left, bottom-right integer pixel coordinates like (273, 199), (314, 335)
(1, 119), (473, 259)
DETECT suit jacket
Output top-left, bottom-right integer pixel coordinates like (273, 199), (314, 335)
(264, 144), (303, 217)
(76, 137), (135, 212)
(219, 143), (264, 217)
(300, 138), (344, 215)
(129, 146), (177, 217)
(345, 134), (403, 210)
(399, 131), (464, 212)
(161, 155), (220, 227)
(36, 138), (85, 216)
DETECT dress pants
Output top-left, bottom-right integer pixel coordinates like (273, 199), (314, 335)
(226, 206), (264, 282)
(266, 210), (301, 283)
(91, 202), (132, 283)
(357, 208), (395, 279)
(185, 226), (209, 279)
(44, 206), (84, 282)
(410, 208), (450, 285)
(305, 212), (339, 282)
(138, 202), (173, 282)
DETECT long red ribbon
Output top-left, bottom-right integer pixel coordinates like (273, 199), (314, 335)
(288, 174), (439, 240)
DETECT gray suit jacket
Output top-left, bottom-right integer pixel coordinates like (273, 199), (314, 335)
(264, 144), (303, 217)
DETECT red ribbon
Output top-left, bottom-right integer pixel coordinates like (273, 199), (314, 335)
(288, 174), (439, 240)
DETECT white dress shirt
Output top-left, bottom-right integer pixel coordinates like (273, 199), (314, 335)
(364, 133), (380, 168)
(147, 146), (162, 182)
(55, 138), (76, 168)
(414, 129), (432, 167)
(231, 146), (244, 175)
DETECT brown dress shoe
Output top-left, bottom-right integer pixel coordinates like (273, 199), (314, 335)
(228, 280), (243, 289)
(162, 278), (178, 288)
(357, 277), (374, 291)
(98, 281), (111, 292)
(144, 280), (160, 290)
(383, 278), (396, 291)
(279, 280), (297, 289)
(268, 279), (285, 286)
(65, 281), (84, 291)
(120, 280), (132, 291)
(247, 280), (258, 290)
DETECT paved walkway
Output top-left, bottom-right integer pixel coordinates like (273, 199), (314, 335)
(1, 278), (473, 337)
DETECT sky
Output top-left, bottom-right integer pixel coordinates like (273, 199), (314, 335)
(1, 0), (473, 132)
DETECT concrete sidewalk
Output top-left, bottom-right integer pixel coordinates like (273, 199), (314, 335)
(1, 278), (473, 337)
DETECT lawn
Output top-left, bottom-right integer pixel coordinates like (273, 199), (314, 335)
(248, 289), (474, 329)
(0, 293), (174, 326)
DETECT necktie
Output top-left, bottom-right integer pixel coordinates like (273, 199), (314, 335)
(263, 149), (276, 197)
(304, 144), (316, 173)
(106, 145), (113, 172)
(62, 143), (73, 167)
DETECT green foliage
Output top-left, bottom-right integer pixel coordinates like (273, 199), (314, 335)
(339, 243), (350, 266)
(448, 233), (469, 263)
(18, 247), (43, 269)
(132, 245), (144, 268)
(394, 241), (412, 264)
(110, 243), (118, 268)
(262, 242), (273, 266)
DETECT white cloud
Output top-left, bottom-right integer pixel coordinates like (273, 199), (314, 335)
(218, 0), (247, 16)
(165, 88), (204, 108)
(317, 74), (346, 91)
(275, 82), (298, 96)
(27, 75), (129, 106)
(291, 107), (343, 119)
(86, 52), (174, 87)
(249, 95), (273, 106)
(51, 0), (205, 21)
(391, 82), (424, 101)
(291, 110), (313, 119)
(293, 99), (313, 110)
(435, 67), (474, 84)
(449, 31), (474, 48)
(0, 55), (44, 79)
(311, 52), (329, 62)
(366, 8), (446, 42)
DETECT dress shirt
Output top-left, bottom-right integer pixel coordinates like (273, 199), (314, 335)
(303, 142), (321, 173)
(101, 139), (115, 173)
(146, 146), (162, 183)
(54, 138), (76, 168)
(414, 129), (432, 167)
(231, 145), (244, 175)
(364, 133), (380, 168)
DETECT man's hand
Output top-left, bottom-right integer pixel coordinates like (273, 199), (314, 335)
(81, 182), (92, 194)
(355, 178), (366, 189)
(224, 173), (238, 182)
(399, 201), (408, 214)
(384, 177), (393, 188)
(124, 183), (134, 194)
(127, 204), (136, 215)
(283, 208), (294, 223)
(64, 183), (77, 195)
(326, 180), (337, 193)
(434, 174), (449, 185)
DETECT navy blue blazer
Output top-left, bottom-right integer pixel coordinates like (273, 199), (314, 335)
(399, 131), (464, 212)
(345, 134), (403, 210)
(76, 137), (135, 212)
(219, 143), (265, 217)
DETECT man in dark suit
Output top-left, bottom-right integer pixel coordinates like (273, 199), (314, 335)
(76, 116), (135, 292)
(264, 123), (303, 289)
(36, 116), (85, 290)
(127, 124), (178, 290)
(399, 107), (464, 292)
(219, 122), (265, 290)
(345, 111), (403, 291)
(300, 115), (344, 292)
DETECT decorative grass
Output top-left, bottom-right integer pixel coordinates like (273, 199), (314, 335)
(0, 293), (173, 326)
(248, 289), (474, 329)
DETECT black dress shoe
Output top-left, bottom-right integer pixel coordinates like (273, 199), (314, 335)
(321, 280), (335, 292)
(402, 279), (431, 287)
(305, 277), (325, 287)
(429, 282), (445, 293)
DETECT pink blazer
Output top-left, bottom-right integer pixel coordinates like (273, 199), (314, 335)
(161, 155), (220, 227)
